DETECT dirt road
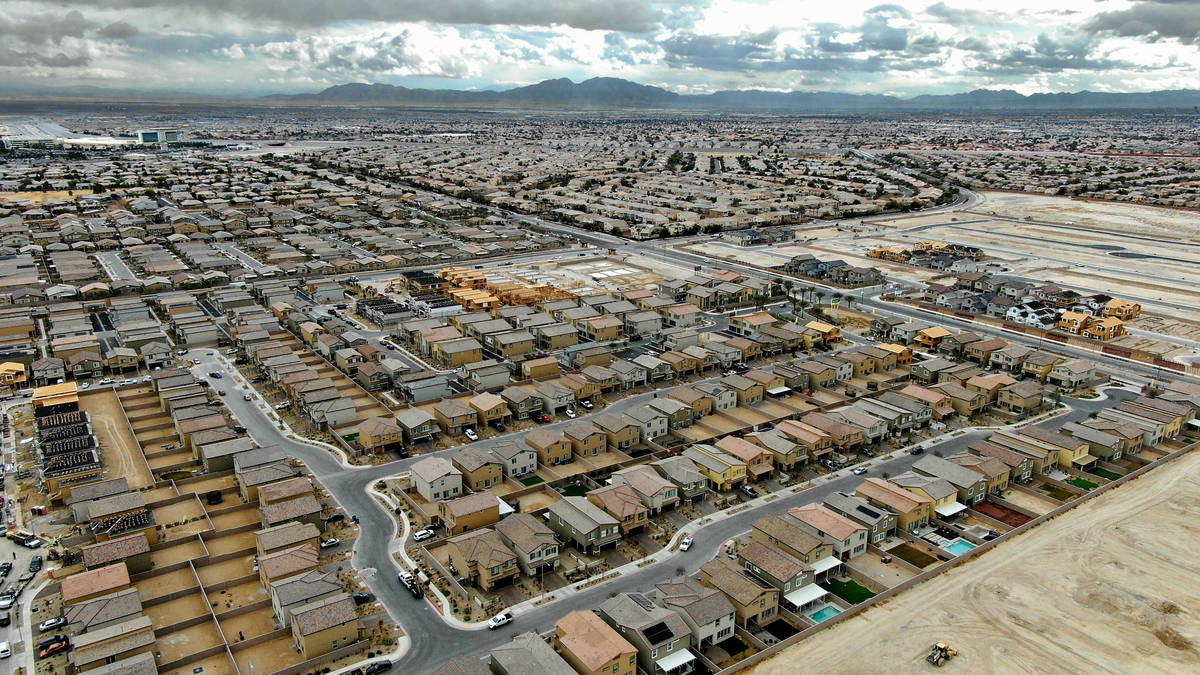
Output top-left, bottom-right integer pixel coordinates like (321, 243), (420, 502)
(749, 450), (1200, 674)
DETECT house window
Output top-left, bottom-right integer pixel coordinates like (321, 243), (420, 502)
(651, 648), (658, 658)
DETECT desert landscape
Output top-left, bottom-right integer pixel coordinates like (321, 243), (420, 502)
(748, 450), (1200, 675)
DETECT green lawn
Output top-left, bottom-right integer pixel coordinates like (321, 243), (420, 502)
(1089, 467), (1123, 481)
(820, 578), (876, 604)
(520, 475), (545, 487)
(1067, 477), (1100, 491)
(890, 544), (939, 568)
(1041, 485), (1075, 501)
(561, 485), (589, 497)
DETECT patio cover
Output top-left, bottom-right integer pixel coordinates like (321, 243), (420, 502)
(749, 463), (773, 476)
(812, 556), (841, 574)
(1071, 454), (1098, 466)
(784, 584), (827, 608)
(767, 386), (792, 396)
(935, 501), (968, 518)
(656, 650), (696, 673)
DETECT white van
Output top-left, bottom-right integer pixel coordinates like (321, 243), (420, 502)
(0, 641), (11, 658)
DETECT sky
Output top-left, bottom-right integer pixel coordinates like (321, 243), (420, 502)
(0, 0), (1198, 96)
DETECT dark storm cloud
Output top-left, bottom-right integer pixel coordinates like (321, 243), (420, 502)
(0, 9), (94, 45)
(1084, 0), (1200, 46)
(97, 21), (138, 40)
(0, 45), (89, 67)
(28, 0), (672, 33)
(925, 2), (1006, 27)
(977, 32), (1129, 74)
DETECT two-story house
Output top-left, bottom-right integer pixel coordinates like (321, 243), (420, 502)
(547, 496), (621, 554)
(494, 512), (559, 576)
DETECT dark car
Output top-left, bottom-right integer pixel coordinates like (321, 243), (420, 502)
(324, 513), (345, 523)
(38, 640), (69, 659)
(352, 592), (372, 605)
(365, 662), (393, 674)
(910, 446), (924, 455)
(490, 420), (506, 432)
(232, 425), (247, 433)
(862, 449), (876, 458)
(29, 556), (43, 573)
(37, 634), (68, 650)
(0, 562), (11, 578)
(0, 611), (9, 626)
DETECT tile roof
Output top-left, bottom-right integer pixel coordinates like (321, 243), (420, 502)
(494, 513), (557, 555)
(787, 503), (865, 542)
(81, 533), (149, 569)
(258, 476), (314, 504)
(556, 610), (636, 671)
(256, 520), (320, 552)
(61, 563), (131, 603)
(63, 587), (142, 631)
(448, 527), (516, 568)
(260, 543), (319, 580)
(290, 593), (357, 636)
(260, 494), (322, 525)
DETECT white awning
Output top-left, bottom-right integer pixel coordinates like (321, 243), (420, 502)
(935, 502), (968, 518)
(1187, 419), (1200, 429)
(1072, 454), (1098, 466)
(656, 649), (696, 672)
(767, 386), (792, 395)
(784, 584), (827, 608)
(812, 556), (841, 574)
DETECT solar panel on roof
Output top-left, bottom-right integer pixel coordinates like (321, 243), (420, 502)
(643, 621), (674, 645)
(856, 505), (881, 518)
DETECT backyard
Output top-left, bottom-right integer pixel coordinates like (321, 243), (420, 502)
(820, 577), (877, 604)
(1090, 467), (1124, 481)
(1040, 484), (1077, 502)
(888, 543), (939, 568)
(1066, 477), (1100, 491)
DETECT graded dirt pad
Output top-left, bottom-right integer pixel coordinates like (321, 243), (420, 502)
(79, 391), (154, 489)
(748, 450), (1200, 675)
(976, 191), (1200, 241)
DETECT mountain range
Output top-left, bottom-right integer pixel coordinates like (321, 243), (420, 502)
(4, 77), (1200, 111)
(264, 77), (1200, 111)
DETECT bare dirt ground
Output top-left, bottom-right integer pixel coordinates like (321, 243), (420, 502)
(79, 391), (154, 488)
(0, 189), (94, 204)
(974, 192), (1200, 241)
(748, 450), (1200, 675)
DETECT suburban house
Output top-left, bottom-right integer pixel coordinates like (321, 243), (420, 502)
(598, 593), (695, 675)
(410, 456), (463, 502)
(787, 503), (868, 561)
(654, 578), (737, 649)
(495, 513), (560, 576)
(445, 527), (518, 591)
(554, 610), (638, 675)
(547, 496), (621, 553)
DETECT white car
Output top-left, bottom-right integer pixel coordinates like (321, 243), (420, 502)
(679, 536), (693, 552)
(487, 611), (513, 630)
(274, 401), (292, 410)
(119, 379), (135, 386)
(464, 428), (479, 441)
(852, 466), (869, 475)
(413, 529), (434, 542)
(563, 408), (576, 419)
(98, 378), (114, 385)
(79, 382), (90, 389)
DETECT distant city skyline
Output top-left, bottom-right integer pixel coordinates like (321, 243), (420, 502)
(0, 0), (1197, 96)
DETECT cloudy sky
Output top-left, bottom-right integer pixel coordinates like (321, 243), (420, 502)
(1, 0), (1198, 96)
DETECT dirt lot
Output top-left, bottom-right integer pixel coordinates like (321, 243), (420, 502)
(144, 592), (210, 627)
(233, 635), (305, 675)
(749, 450), (1200, 675)
(219, 606), (277, 642)
(80, 390), (154, 488)
(156, 618), (224, 663)
(135, 568), (199, 602)
(205, 531), (257, 556)
(149, 539), (207, 567)
(160, 652), (237, 675)
(976, 191), (1200, 241)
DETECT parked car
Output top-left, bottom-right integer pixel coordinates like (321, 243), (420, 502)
(351, 592), (372, 605)
(490, 420), (506, 432)
(0, 562), (11, 578)
(563, 408), (576, 419)
(364, 662), (393, 674)
(739, 484), (759, 498)
(217, 390), (227, 396)
(119, 379), (135, 387)
(98, 378), (114, 385)
(243, 393), (253, 401)
(464, 428), (479, 441)
(487, 610), (513, 630)
(579, 399), (594, 410)
(0, 594), (13, 610)
(413, 529), (434, 542)
(679, 536), (693, 552)
(0, 612), (9, 627)
(223, 349), (237, 355)
(79, 382), (90, 390)
(0, 641), (10, 658)
(29, 556), (42, 572)
(537, 413), (552, 423)
(38, 617), (66, 633)
(232, 425), (247, 433)
(862, 449), (876, 458)
(324, 513), (345, 523)
(274, 401), (292, 410)
(911, 446), (924, 455)
(38, 640), (69, 659)
(37, 634), (67, 650)
(319, 538), (340, 549)
(852, 467), (869, 475)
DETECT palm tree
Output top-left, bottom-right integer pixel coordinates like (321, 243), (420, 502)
(815, 291), (826, 307)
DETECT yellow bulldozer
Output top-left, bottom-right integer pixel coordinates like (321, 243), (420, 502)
(926, 643), (958, 667)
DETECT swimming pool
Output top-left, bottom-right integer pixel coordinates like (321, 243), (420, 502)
(808, 606), (842, 623)
(943, 539), (977, 556)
